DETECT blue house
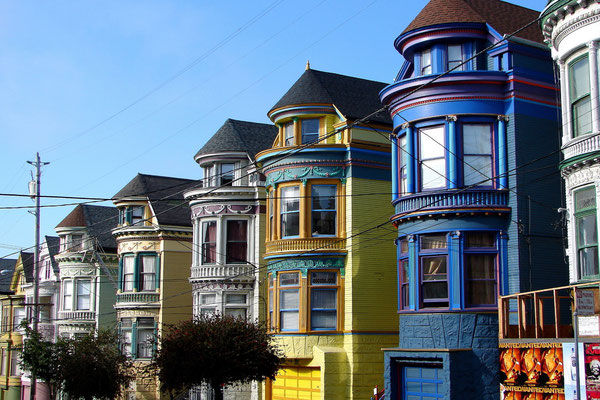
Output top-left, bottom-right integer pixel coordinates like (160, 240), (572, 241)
(379, 0), (567, 398)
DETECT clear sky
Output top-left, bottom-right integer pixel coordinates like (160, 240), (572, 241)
(0, 0), (547, 258)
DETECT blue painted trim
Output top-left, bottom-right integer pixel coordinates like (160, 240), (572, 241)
(449, 233), (460, 309)
(498, 117), (507, 189)
(408, 237), (417, 310)
(433, 43), (444, 75)
(396, 239), (401, 311)
(499, 233), (509, 296)
(447, 118), (457, 189)
(391, 135), (398, 201)
(407, 126), (416, 194)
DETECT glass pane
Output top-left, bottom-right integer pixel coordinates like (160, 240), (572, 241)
(280, 311), (299, 330)
(465, 232), (496, 248)
(311, 271), (336, 285)
(578, 214), (598, 246)
(202, 221), (217, 264)
(422, 382), (437, 393)
(463, 125), (492, 154)
(422, 281), (448, 300)
(311, 310), (336, 330)
(226, 220), (248, 263)
(405, 367), (420, 378)
(312, 185), (336, 209)
(311, 289), (336, 309)
(141, 256), (155, 273)
(400, 239), (409, 254)
(421, 368), (437, 379)
(575, 187), (596, 211)
(312, 210), (336, 235)
(282, 212), (299, 237)
(280, 290), (299, 309)
(284, 122), (294, 146)
(422, 159), (446, 189)
(467, 281), (496, 305)
(281, 187), (299, 212)
(574, 97), (592, 136)
(138, 317), (154, 327)
(464, 155), (492, 186)
(137, 329), (154, 358)
(301, 119), (319, 144)
(570, 56), (590, 100)
(406, 381), (421, 392)
(200, 294), (216, 305)
(279, 272), (299, 286)
(225, 294), (247, 304)
(224, 308), (246, 319)
(421, 234), (447, 249)
(579, 247), (599, 277)
(423, 257), (447, 276)
(121, 318), (133, 328)
(466, 254), (495, 279)
(420, 126), (445, 159)
(123, 257), (134, 273)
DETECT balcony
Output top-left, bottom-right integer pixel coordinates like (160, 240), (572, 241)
(393, 189), (509, 221)
(265, 237), (346, 255)
(191, 264), (254, 280)
(116, 292), (160, 306)
(58, 310), (96, 321)
(562, 132), (600, 163)
(498, 282), (600, 340)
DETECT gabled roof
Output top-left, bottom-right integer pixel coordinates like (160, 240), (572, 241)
(19, 251), (34, 284)
(269, 69), (392, 125)
(402, 0), (543, 44)
(194, 119), (278, 160)
(0, 259), (16, 294)
(44, 235), (60, 273)
(56, 204), (119, 252)
(114, 174), (197, 227)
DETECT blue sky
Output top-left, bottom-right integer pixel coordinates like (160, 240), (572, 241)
(0, 0), (546, 257)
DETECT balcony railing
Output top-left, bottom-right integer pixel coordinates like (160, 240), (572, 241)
(395, 189), (509, 218)
(116, 292), (160, 305)
(59, 311), (96, 321)
(498, 281), (600, 340)
(265, 237), (346, 255)
(190, 264), (255, 280)
(38, 323), (55, 341)
(563, 133), (600, 161)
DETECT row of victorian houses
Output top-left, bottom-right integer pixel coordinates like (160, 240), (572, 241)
(0, 0), (598, 399)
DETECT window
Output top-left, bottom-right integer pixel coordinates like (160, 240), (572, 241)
(122, 256), (135, 292)
(421, 48), (432, 75)
(136, 318), (155, 359)
(198, 293), (216, 315)
(284, 122), (294, 146)
(311, 185), (336, 236)
(10, 350), (21, 377)
(12, 307), (25, 331)
(279, 272), (300, 331)
(575, 187), (598, 279)
(1, 306), (9, 332)
(281, 186), (300, 237)
(42, 259), (51, 280)
(569, 56), (592, 137)
(0, 349), (6, 376)
(419, 126), (446, 189)
(464, 232), (497, 306)
(226, 220), (247, 264)
(463, 124), (493, 186)
(269, 190), (275, 240)
(447, 44), (464, 71)
(221, 163), (235, 186)
(224, 293), (248, 319)
(399, 239), (409, 310)
(399, 135), (408, 195)
(202, 221), (217, 264)
(76, 279), (91, 310)
(139, 255), (156, 291)
(203, 165), (213, 186)
(119, 206), (146, 226)
(301, 119), (319, 144)
(268, 270), (340, 333)
(63, 280), (73, 310)
(120, 318), (133, 355)
(402, 366), (444, 399)
(420, 234), (448, 308)
(71, 234), (83, 251)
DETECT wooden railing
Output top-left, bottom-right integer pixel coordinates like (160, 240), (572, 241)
(116, 292), (160, 305)
(499, 281), (600, 339)
(190, 264), (254, 280)
(58, 311), (95, 321)
(265, 237), (346, 254)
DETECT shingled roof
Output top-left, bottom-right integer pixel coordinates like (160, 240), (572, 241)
(56, 205), (119, 252)
(194, 119), (278, 160)
(114, 174), (197, 227)
(269, 68), (392, 125)
(20, 251), (34, 283)
(0, 259), (16, 294)
(402, 0), (543, 44)
(44, 235), (60, 273)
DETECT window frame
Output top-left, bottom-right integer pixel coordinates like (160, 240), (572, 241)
(418, 125), (447, 190)
(420, 48), (432, 75)
(419, 234), (449, 309)
(569, 54), (592, 138)
(461, 123), (494, 188)
(575, 186), (599, 280)
(310, 184), (337, 237)
(201, 220), (218, 265)
(224, 292), (249, 319)
(121, 254), (135, 292)
(463, 232), (498, 307)
(278, 272), (300, 332)
(447, 43), (464, 71)
(138, 254), (157, 292)
(301, 118), (320, 144)
(284, 122), (294, 146)
(399, 239), (410, 310)
(75, 279), (92, 310)
(62, 279), (73, 311)
(280, 186), (301, 238)
(225, 220), (248, 264)
(398, 134), (408, 195)
(220, 163), (235, 186)
(309, 271), (338, 331)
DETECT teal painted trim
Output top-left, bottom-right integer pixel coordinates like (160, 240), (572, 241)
(408, 236), (417, 311)
(498, 117), (508, 189)
(117, 257), (123, 291)
(133, 254), (140, 291)
(131, 321), (138, 359)
(407, 126), (416, 194)
(391, 135), (398, 201)
(257, 147), (347, 162)
(267, 257), (345, 272)
(447, 118), (458, 189)
(450, 232), (461, 309)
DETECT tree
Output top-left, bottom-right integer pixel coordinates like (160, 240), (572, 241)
(20, 327), (133, 400)
(152, 314), (283, 400)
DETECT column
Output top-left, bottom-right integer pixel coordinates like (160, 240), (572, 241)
(446, 115), (458, 189)
(391, 131), (398, 201)
(558, 59), (571, 141)
(404, 123), (416, 194)
(588, 42), (600, 133)
(449, 231), (461, 309)
(408, 235), (417, 311)
(498, 115), (509, 189)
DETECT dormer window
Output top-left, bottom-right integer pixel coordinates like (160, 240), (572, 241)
(447, 44), (464, 71)
(221, 163), (235, 186)
(60, 233), (86, 253)
(421, 48), (432, 75)
(202, 163), (237, 187)
(119, 206), (145, 226)
(301, 119), (319, 144)
(71, 234), (83, 251)
(284, 122), (294, 146)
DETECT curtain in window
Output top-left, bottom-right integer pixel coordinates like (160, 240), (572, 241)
(465, 254), (496, 305)
(224, 308), (247, 319)
(140, 256), (156, 291)
(202, 222), (217, 264)
(422, 257), (447, 300)
(137, 329), (154, 358)
(226, 220), (247, 264)
(280, 289), (299, 330)
(76, 280), (91, 310)
(123, 257), (134, 291)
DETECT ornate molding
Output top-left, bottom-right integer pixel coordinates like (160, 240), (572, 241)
(553, 8), (600, 48)
(267, 257), (345, 272)
(565, 163), (600, 190)
(265, 165), (346, 186)
(118, 241), (159, 253)
(191, 204), (257, 218)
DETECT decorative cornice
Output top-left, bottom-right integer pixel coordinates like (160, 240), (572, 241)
(267, 257), (345, 272)
(191, 204), (257, 218)
(548, 7), (600, 48)
(265, 165), (346, 186)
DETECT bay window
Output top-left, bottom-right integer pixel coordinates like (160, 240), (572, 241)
(311, 185), (336, 236)
(575, 186), (599, 279)
(464, 232), (497, 306)
(463, 124), (493, 186)
(139, 255), (156, 291)
(226, 220), (248, 263)
(119, 253), (159, 292)
(569, 56), (592, 137)
(120, 317), (155, 359)
(419, 126), (446, 190)
(76, 279), (91, 310)
(281, 186), (300, 237)
(63, 280), (73, 311)
(301, 119), (320, 144)
(268, 270), (340, 333)
(202, 221), (217, 264)
(420, 234), (448, 309)
(447, 44), (464, 71)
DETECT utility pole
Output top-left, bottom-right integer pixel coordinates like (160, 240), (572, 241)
(26, 152), (49, 400)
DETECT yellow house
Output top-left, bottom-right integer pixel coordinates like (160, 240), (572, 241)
(112, 174), (197, 400)
(0, 252), (31, 400)
(256, 67), (398, 399)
